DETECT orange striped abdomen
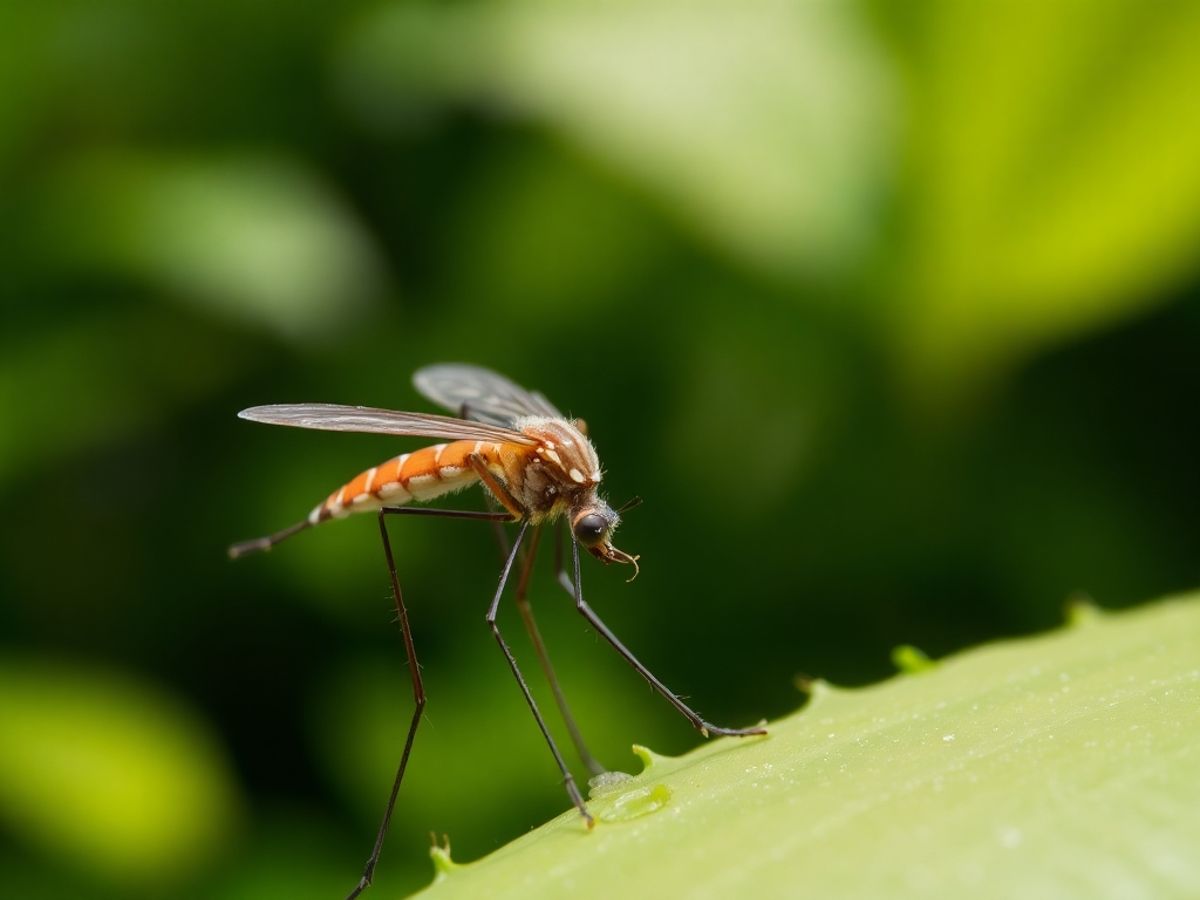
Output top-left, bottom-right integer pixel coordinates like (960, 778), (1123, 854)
(308, 439), (505, 524)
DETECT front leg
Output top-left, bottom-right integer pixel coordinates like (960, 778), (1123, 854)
(485, 521), (593, 826)
(568, 538), (767, 740)
(468, 453), (525, 520)
(511, 523), (606, 776)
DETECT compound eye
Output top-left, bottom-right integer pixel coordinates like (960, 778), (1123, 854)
(573, 513), (607, 546)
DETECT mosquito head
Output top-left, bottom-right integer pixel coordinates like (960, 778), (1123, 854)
(571, 499), (640, 580)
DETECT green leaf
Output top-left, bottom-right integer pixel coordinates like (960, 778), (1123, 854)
(0, 658), (241, 886)
(410, 595), (1200, 898)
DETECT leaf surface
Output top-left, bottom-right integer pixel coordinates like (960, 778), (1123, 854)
(413, 597), (1200, 899)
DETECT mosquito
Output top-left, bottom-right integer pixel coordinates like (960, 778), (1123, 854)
(229, 363), (765, 899)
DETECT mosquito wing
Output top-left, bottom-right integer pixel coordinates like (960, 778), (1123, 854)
(413, 363), (563, 427)
(237, 404), (537, 445)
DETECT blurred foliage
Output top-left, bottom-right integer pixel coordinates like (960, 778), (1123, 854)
(338, 0), (892, 275)
(43, 151), (384, 342)
(2, 0), (1199, 897)
(0, 659), (238, 887)
(880, 0), (1200, 393)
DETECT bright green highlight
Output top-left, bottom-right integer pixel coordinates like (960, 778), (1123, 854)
(0, 659), (240, 886)
(890, 643), (938, 674)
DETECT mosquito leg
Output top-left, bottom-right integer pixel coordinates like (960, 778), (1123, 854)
(379, 507), (512, 523)
(468, 454), (525, 520)
(479, 491), (513, 563)
(346, 512), (428, 900)
(480, 503), (602, 773)
(511, 524), (605, 777)
(570, 540), (767, 740)
(489, 520), (593, 825)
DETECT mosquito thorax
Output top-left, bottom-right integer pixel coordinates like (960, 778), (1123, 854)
(508, 416), (605, 518)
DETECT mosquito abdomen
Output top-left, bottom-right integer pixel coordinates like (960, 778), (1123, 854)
(308, 439), (504, 524)
(229, 439), (514, 559)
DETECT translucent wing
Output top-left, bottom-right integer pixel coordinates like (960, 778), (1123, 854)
(237, 404), (537, 445)
(413, 363), (563, 427)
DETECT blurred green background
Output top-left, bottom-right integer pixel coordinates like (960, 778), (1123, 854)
(3, 1), (1200, 897)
